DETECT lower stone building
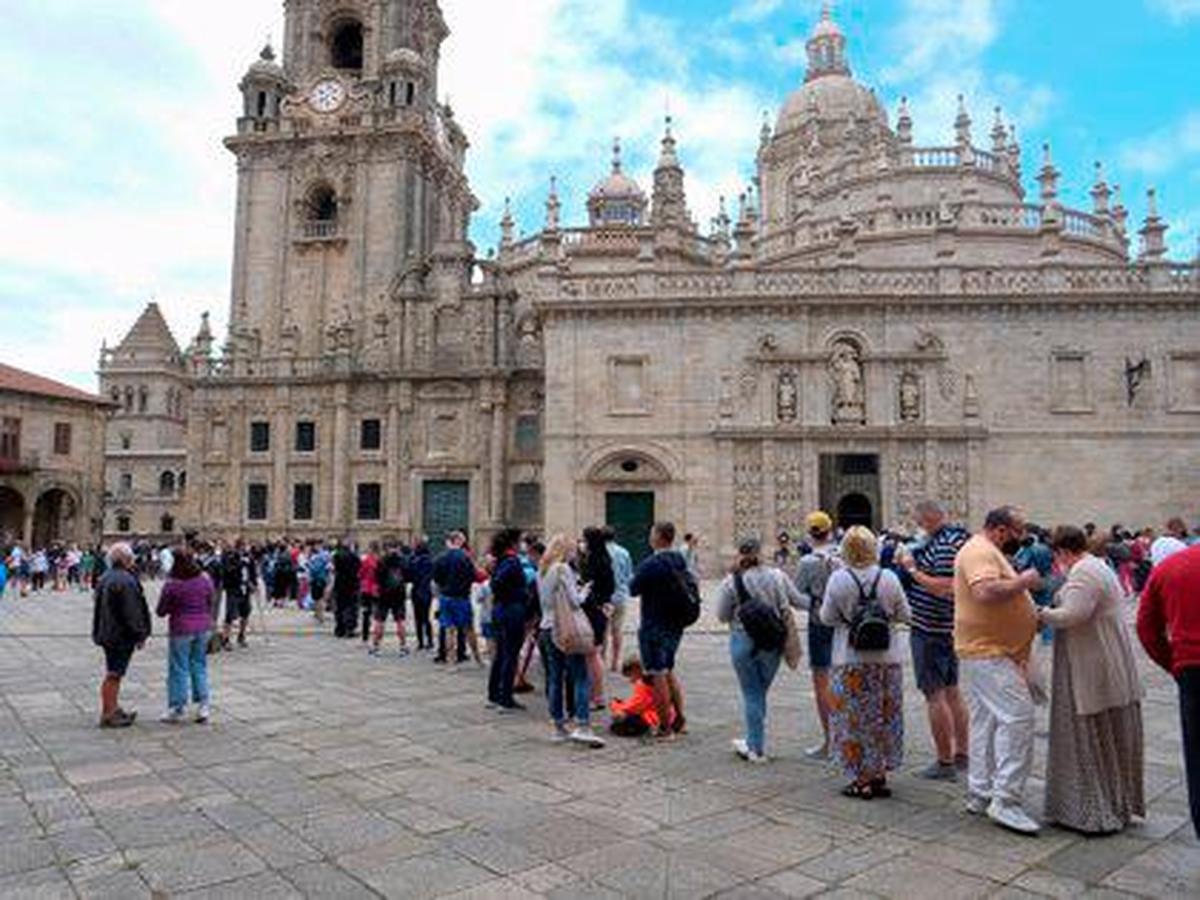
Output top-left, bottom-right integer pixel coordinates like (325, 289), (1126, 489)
(0, 363), (111, 548)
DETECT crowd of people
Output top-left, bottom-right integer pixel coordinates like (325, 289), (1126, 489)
(8, 501), (1197, 843)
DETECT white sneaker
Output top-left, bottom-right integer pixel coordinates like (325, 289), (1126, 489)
(965, 793), (990, 815)
(569, 727), (606, 749)
(195, 705), (210, 724)
(987, 799), (1041, 835)
(732, 738), (751, 760)
(159, 708), (185, 725)
(804, 743), (830, 761)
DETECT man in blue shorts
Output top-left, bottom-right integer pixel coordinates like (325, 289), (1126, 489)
(432, 531), (476, 665)
(795, 511), (841, 760)
(900, 500), (971, 780)
(630, 522), (691, 739)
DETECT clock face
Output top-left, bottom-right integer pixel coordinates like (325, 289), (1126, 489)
(309, 80), (347, 113)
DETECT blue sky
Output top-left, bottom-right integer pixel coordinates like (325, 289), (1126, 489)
(2, 0), (1198, 391)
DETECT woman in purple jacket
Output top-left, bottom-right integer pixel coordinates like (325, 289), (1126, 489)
(156, 547), (216, 724)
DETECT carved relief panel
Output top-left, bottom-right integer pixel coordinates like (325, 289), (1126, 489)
(733, 441), (764, 541)
(774, 443), (805, 539)
(935, 445), (969, 523)
(892, 447), (927, 529)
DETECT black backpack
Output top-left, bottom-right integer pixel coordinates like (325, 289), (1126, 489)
(668, 556), (702, 630)
(847, 570), (891, 652)
(734, 572), (787, 652)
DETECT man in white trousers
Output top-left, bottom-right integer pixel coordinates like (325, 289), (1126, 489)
(953, 506), (1043, 835)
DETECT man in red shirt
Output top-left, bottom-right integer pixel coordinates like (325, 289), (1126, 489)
(1137, 543), (1200, 839)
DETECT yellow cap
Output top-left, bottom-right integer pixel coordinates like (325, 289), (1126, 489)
(806, 511), (833, 533)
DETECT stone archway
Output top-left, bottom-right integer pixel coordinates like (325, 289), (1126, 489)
(33, 488), (78, 547)
(837, 492), (875, 529)
(583, 446), (679, 566)
(0, 486), (25, 545)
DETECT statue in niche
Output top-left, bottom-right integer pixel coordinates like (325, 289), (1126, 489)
(899, 372), (921, 422)
(517, 314), (541, 366)
(776, 371), (798, 423)
(718, 373), (735, 418)
(829, 341), (865, 424)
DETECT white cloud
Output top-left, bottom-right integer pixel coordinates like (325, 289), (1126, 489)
(1148, 0), (1200, 21)
(1119, 110), (1200, 175)
(730, 0), (788, 23)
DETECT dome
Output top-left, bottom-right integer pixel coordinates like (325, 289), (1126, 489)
(246, 44), (286, 82)
(589, 139), (645, 201)
(775, 74), (886, 135)
(383, 47), (426, 73)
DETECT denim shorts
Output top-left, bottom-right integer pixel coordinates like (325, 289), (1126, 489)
(638, 624), (683, 676)
(438, 597), (473, 630)
(911, 628), (959, 695)
(103, 642), (136, 678)
(808, 619), (835, 671)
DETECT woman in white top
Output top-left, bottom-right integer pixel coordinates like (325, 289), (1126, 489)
(820, 526), (911, 800)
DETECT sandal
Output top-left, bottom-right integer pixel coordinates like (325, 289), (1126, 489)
(841, 782), (876, 800)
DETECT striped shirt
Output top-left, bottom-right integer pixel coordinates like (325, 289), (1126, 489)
(906, 524), (970, 635)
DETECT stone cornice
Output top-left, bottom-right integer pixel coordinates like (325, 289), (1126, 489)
(712, 425), (989, 441)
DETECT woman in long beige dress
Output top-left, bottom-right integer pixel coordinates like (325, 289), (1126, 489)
(1039, 525), (1145, 833)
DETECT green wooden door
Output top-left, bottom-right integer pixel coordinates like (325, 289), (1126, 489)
(605, 492), (655, 566)
(422, 481), (470, 549)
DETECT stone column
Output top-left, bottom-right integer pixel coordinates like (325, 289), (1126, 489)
(488, 382), (507, 524)
(332, 384), (350, 532)
(22, 507), (33, 548)
(273, 387), (290, 526)
(386, 387), (400, 524)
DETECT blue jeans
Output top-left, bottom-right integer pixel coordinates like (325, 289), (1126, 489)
(729, 630), (782, 755)
(488, 604), (527, 706)
(539, 629), (590, 728)
(167, 632), (210, 711)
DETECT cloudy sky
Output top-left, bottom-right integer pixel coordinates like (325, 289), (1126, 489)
(2, 0), (1198, 391)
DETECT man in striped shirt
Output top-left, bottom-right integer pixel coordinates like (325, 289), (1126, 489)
(900, 500), (971, 780)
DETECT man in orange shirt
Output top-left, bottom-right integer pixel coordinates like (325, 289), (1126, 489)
(954, 506), (1042, 835)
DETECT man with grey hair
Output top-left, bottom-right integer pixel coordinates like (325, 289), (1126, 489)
(900, 500), (971, 781)
(91, 543), (152, 728)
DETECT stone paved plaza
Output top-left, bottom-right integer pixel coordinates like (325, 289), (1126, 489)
(1, 586), (1198, 899)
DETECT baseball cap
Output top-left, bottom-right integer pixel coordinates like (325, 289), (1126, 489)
(806, 511), (834, 533)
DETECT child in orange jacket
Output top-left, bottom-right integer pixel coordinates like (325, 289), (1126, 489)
(609, 657), (671, 737)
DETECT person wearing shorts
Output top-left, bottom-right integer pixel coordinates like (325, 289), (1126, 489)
(900, 500), (971, 781)
(794, 511), (841, 760)
(91, 543), (151, 728)
(370, 543), (409, 657)
(432, 532), (476, 664)
(629, 522), (690, 739)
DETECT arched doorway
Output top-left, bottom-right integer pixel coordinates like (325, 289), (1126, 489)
(0, 486), (25, 544)
(33, 489), (77, 547)
(586, 448), (676, 566)
(837, 493), (874, 530)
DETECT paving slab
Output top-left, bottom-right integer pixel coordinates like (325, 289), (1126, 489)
(0, 587), (1195, 898)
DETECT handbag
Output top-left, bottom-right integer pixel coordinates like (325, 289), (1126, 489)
(552, 569), (594, 655)
(783, 606), (802, 671)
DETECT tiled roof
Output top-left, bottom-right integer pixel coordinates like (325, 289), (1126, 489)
(0, 362), (109, 405)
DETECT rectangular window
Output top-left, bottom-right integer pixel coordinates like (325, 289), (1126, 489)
(511, 482), (542, 527)
(293, 483), (314, 521)
(514, 414), (541, 457)
(249, 421), (271, 453)
(295, 420), (316, 452)
(357, 482), (382, 521)
(116, 515), (131, 534)
(53, 423), (72, 456)
(360, 418), (382, 451)
(119, 473), (133, 493)
(247, 484), (269, 521)
(0, 417), (20, 460)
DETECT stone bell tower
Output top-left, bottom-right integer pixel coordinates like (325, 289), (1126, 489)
(225, 0), (477, 369)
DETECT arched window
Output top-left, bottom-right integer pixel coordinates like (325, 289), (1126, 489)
(138, 386), (148, 413)
(306, 184), (338, 223)
(256, 91), (268, 118)
(178, 471), (187, 493)
(331, 20), (364, 70)
(123, 387), (134, 412)
(159, 471), (176, 496)
(116, 513), (131, 534)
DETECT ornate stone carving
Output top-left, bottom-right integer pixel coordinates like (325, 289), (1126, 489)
(776, 371), (799, 422)
(516, 313), (542, 367)
(279, 318), (300, 358)
(936, 449), (969, 522)
(774, 443), (804, 539)
(758, 333), (779, 355)
(963, 374), (981, 419)
(324, 305), (355, 355)
(732, 441), (764, 542)
(737, 367), (758, 404)
(829, 341), (865, 424)
(718, 373), (735, 418)
(898, 372), (921, 422)
(893, 452), (926, 529)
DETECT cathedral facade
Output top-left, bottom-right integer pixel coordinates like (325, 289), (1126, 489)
(103, 2), (1200, 569)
